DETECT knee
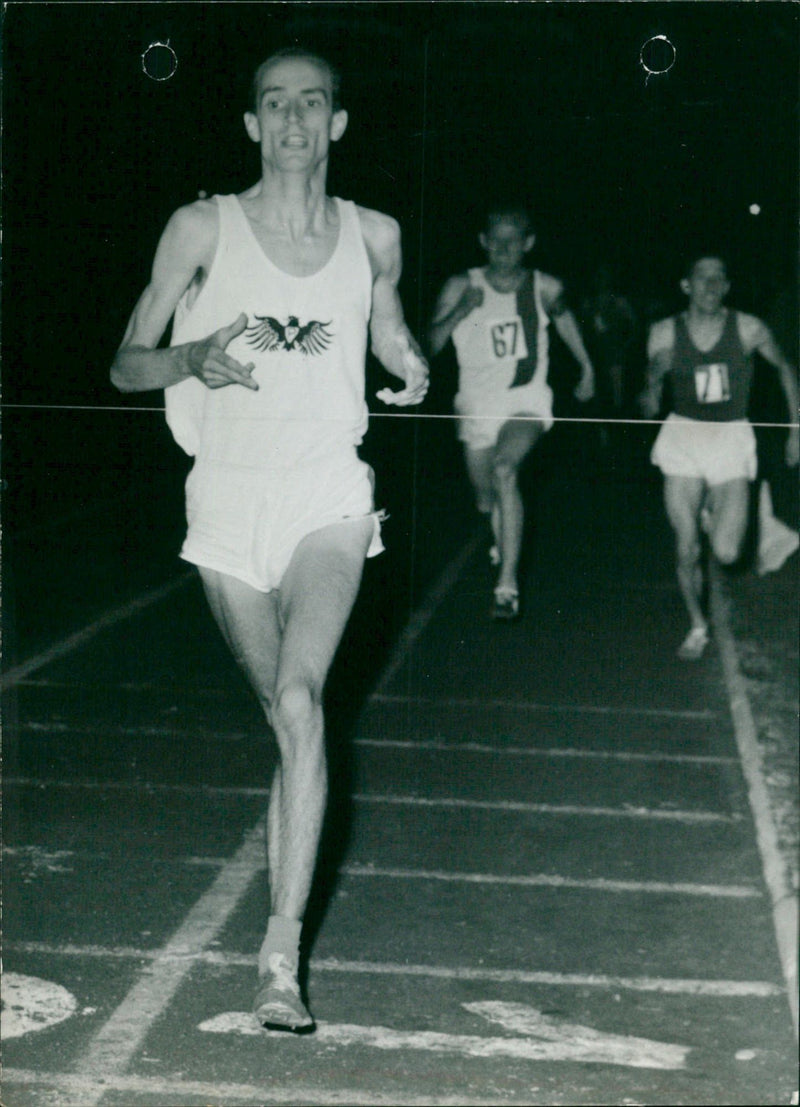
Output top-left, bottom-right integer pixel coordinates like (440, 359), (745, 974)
(492, 457), (517, 488)
(711, 533), (742, 566)
(271, 679), (321, 748)
(676, 535), (701, 567)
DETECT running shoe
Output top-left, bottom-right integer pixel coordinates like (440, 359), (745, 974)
(253, 952), (314, 1031)
(677, 625), (709, 661)
(492, 588), (519, 620)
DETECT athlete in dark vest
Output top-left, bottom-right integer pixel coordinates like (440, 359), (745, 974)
(642, 254), (798, 659)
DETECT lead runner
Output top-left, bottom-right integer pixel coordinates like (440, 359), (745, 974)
(111, 46), (429, 1031)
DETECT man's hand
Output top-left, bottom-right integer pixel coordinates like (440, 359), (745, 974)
(454, 284), (484, 321)
(638, 383), (662, 420)
(187, 313), (258, 390)
(786, 426), (800, 468)
(376, 331), (430, 406)
(573, 368), (595, 403)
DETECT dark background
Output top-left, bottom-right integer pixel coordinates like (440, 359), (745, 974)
(3, 1), (799, 643)
(4, 2), (798, 405)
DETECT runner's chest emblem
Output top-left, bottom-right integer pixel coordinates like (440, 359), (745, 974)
(246, 315), (334, 355)
(693, 361), (731, 403)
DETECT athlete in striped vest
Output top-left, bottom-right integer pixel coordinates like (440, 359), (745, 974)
(429, 204), (594, 619)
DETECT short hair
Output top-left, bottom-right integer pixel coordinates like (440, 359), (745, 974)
(484, 202), (534, 237)
(251, 47), (343, 113)
(683, 253), (729, 280)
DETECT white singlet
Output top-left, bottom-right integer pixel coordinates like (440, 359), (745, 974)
(451, 267), (554, 449)
(164, 194), (384, 592)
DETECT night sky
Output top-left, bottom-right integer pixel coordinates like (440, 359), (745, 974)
(4, 1), (798, 415)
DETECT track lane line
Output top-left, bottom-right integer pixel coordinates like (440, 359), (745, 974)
(4, 941), (784, 997)
(1, 851), (759, 897)
(3, 776), (738, 822)
(70, 816), (266, 1104)
(2, 573), (194, 689)
(369, 693), (718, 720)
(16, 721), (736, 764)
(0, 1069), (536, 1107)
(710, 567), (799, 1040)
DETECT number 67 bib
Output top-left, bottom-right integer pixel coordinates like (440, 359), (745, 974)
(487, 316), (529, 362)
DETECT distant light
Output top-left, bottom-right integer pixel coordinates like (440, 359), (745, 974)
(749, 203), (762, 216)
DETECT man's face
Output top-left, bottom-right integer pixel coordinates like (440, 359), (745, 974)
(479, 218), (534, 273)
(682, 258), (730, 313)
(244, 57), (348, 168)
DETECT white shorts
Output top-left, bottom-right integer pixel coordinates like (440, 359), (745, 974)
(455, 382), (554, 450)
(181, 450), (384, 593)
(650, 414), (757, 485)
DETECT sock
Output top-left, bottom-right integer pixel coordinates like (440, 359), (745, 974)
(258, 915), (302, 976)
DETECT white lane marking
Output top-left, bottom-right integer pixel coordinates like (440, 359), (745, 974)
(340, 864), (760, 898)
(1, 974), (78, 1039)
(2, 845), (229, 869)
(710, 569), (799, 1041)
(4, 848), (756, 898)
(6, 942), (784, 997)
(4, 774), (271, 797)
(0, 1069), (518, 1107)
(357, 794), (738, 823)
(198, 1002), (688, 1070)
(16, 722), (735, 765)
(72, 817), (266, 1102)
(373, 531), (484, 694)
(354, 738), (735, 765)
(1, 573), (193, 689)
(313, 958), (785, 998)
(368, 693), (718, 720)
(3, 846), (75, 877)
(3, 776), (738, 823)
(465, 1000), (688, 1069)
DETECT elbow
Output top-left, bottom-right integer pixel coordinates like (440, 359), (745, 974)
(109, 361), (129, 393)
(110, 357), (140, 394)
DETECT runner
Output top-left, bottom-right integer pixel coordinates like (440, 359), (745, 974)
(640, 253), (798, 658)
(580, 263), (639, 448)
(429, 203), (594, 618)
(110, 46), (428, 1031)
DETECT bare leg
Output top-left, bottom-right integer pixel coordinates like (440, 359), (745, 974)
(463, 445), (498, 557)
(663, 475), (709, 657)
(198, 516), (372, 1027)
(464, 445), (495, 517)
(492, 417), (546, 596)
(199, 571), (285, 887)
(706, 478), (750, 566)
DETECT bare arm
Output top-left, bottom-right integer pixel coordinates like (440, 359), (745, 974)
(741, 314), (800, 466)
(428, 275), (483, 357)
(639, 317), (674, 418)
(544, 278), (594, 402)
(110, 202), (257, 393)
(360, 209), (429, 407)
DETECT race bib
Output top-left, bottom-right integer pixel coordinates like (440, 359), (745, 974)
(486, 316), (529, 362)
(694, 362), (730, 404)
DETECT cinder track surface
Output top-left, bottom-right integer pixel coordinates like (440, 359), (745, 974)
(3, 419), (796, 1106)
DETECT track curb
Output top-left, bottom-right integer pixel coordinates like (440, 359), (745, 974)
(710, 566), (798, 1041)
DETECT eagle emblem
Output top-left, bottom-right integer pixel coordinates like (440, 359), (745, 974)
(245, 314), (334, 355)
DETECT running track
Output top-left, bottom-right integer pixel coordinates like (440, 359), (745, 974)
(3, 419), (797, 1105)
